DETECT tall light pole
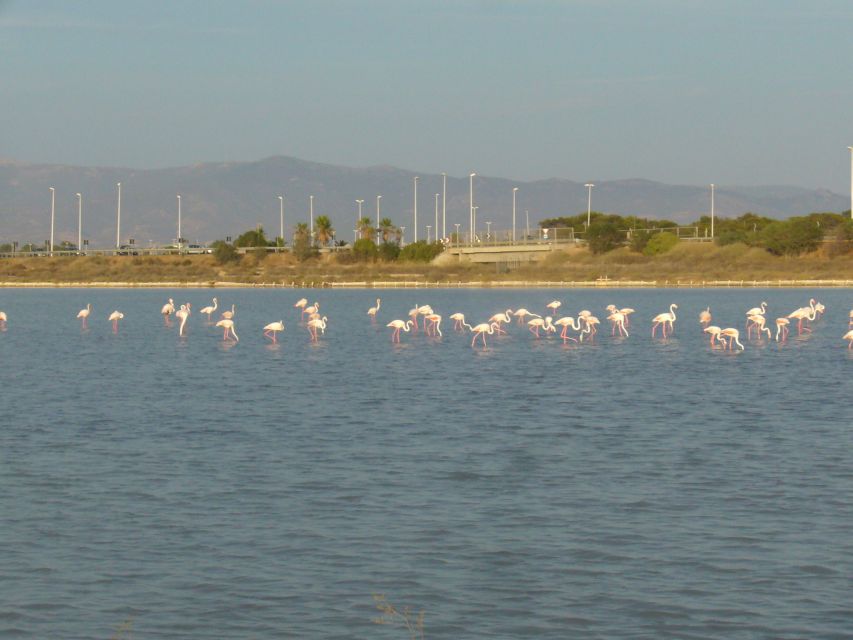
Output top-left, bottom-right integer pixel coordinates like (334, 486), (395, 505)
(441, 172), (447, 240)
(76, 192), (82, 251)
(413, 176), (419, 243)
(177, 194), (182, 246)
(485, 220), (492, 244)
(525, 209), (530, 239)
(512, 187), (519, 243)
(376, 195), (382, 243)
(49, 186), (55, 254)
(278, 195), (284, 246)
(848, 147), (853, 219)
(309, 195), (314, 241)
(473, 206), (479, 243)
(585, 183), (594, 228)
(356, 198), (364, 232)
(469, 172), (476, 246)
(116, 182), (122, 249)
(710, 183), (715, 239)
(434, 193), (439, 243)
(426, 225), (432, 243)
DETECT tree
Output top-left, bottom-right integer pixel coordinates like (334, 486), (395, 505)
(234, 227), (269, 248)
(292, 222), (318, 262)
(378, 218), (397, 243)
(399, 240), (444, 262)
(211, 239), (240, 264)
(357, 217), (375, 241)
(352, 238), (379, 261)
(585, 219), (623, 254)
(643, 231), (679, 256)
(759, 217), (823, 256)
(315, 215), (334, 246)
(378, 241), (400, 261)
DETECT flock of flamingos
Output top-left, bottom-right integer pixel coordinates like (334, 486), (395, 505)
(0, 294), (851, 349)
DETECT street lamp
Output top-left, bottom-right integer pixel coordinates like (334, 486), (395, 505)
(49, 186), (55, 255)
(356, 198), (364, 233)
(454, 222), (461, 260)
(434, 193), (439, 242)
(469, 172), (476, 246)
(525, 209), (530, 240)
(116, 182), (121, 249)
(485, 220), (492, 244)
(177, 194), (182, 247)
(710, 184), (715, 239)
(413, 176), (419, 243)
(585, 183), (594, 228)
(278, 195), (284, 247)
(848, 147), (853, 219)
(376, 195), (382, 243)
(309, 195), (314, 242)
(441, 172), (447, 239)
(426, 225), (432, 243)
(473, 206), (479, 242)
(400, 225), (405, 245)
(76, 193), (82, 252)
(512, 187), (519, 243)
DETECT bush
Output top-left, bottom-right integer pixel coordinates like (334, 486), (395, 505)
(398, 240), (444, 262)
(643, 231), (679, 256)
(352, 238), (379, 261)
(759, 217), (823, 256)
(585, 220), (623, 254)
(715, 229), (748, 246)
(628, 229), (652, 253)
(234, 227), (270, 248)
(211, 240), (240, 264)
(826, 219), (853, 257)
(378, 241), (400, 262)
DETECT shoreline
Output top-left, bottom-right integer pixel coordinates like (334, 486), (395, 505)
(2, 278), (852, 289)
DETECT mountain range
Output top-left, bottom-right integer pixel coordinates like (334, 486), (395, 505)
(0, 156), (847, 247)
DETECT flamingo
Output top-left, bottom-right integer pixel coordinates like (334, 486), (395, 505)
(387, 319), (414, 343)
(450, 312), (467, 330)
(652, 304), (678, 338)
(606, 311), (629, 337)
(221, 304), (236, 320)
(527, 316), (555, 338)
(546, 300), (562, 315)
(367, 298), (381, 320)
(775, 318), (790, 343)
(215, 318), (239, 342)
(703, 325), (725, 347)
(699, 307), (711, 327)
(466, 321), (500, 347)
(424, 313), (442, 337)
(606, 304), (635, 326)
(745, 301), (768, 317)
(77, 303), (92, 328)
(199, 297), (218, 320)
(160, 298), (175, 324)
(747, 313), (771, 340)
(843, 329), (853, 349)
(849, 309), (853, 326)
(175, 303), (191, 337)
(580, 314), (600, 340)
(814, 301), (825, 319)
(108, 310), (124, 333)
(307, 315), (327, 341)
(0, 310), (7, 329)
(294, 298), (308, 311)
(303, 301), (320, 318)
(513, 308), (540, 325)
(488, 309), (513, 334)
(263, 320), (285, 343)
(720, 327), (744, 351)
(554, 316), (584, 342)
(787, 299), (816, 335)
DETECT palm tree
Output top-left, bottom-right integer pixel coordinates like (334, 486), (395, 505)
(315, 215), (334, 246)
(379, 217), (397, 243)
(357, 216), (375, 241)
(293, 222), (309, 244)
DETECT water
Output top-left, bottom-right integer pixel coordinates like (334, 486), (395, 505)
(1, 288), (851, 639)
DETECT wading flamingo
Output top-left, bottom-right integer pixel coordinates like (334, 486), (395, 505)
(199, 297), (218, 320)
(424, 313), (443, 337)
(745, 301), (768, 318)
(554, 316), (584, 342)
(652, 304), (678, 338)
(215, 318), (238, 342)
(746, 313), (771, 340)
(450, 312), (466, 330)
(527, 316), (556, 338)
(787, 300), (816, 335)
(699, 307), (711, 327)
(606, 311), (629, 337)
(367, 298), (381, 320)
(580, 314), (600, 340)
(466, 321), (500, 347)
(849, 309), (853, 326)
(160, 298), (174, 325)
(387, 319), (414, 343)
(488, 309), (513, 334)
(108, 310), (124, 333)
(0, 310), (7, 329)
(814, 301), (825, 319)
(175, 303), (191, 337)
(703, 325), (725, 347)
(546, 300), (562, 315)
(263, 320), (284, 342)
(843, 329), (853, 349)
(513, 308), (540, 325)
(606, 304), (636, 326)
(77, 303), (92, 328)
(294, 298), (308, 313)
(408, 304), (421, 330)
(307, 315), (327, 342)
(303, 301), (320, 318)
(775, 318), (790, 342)
(720, 327), (744, 351)
(221, 304), (236, 320)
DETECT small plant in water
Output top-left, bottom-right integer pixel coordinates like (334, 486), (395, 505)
(372, 594), (424, 639)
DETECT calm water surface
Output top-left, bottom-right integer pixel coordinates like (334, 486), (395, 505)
(1, 288), (851, 639)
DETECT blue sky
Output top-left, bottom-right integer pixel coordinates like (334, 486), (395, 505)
(2, 0), (852, 192)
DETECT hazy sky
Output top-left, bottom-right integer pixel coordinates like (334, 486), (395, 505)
(2, 0), (852, 192)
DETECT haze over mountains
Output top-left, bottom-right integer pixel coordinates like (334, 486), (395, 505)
(0, 156), (846, 247)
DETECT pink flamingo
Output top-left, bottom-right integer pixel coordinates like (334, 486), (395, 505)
(606, 304), (635, 326)
(488, 309), (513, 334)
(0, 310), (7, 329)
(580, 314), (600, 340)
(387, 319), (414, 343)
(450, 312), (466, 330)
(367, 298), (381, 321)
(221, 304), (236, 320)
(160, 298), (175, 325)
(787, 299), (816, 335)
(77, 303), (92, 328)
(606, 311), (629, 337)
(301, 302), (319, 320)
(108, 310), (124, 333)
(553, 316), (583, 342)
(424, 313), (442, 337)
(215, 318), (239, 342)
(513, 308), (540, 325)
(408, 304), (420, 331)
(176, 303), (191, 337)
(652, 304), (678, 338)
(466, 321), (500, 347)
(746, 313), (771, 340)
(703, 325), (725, 347)
(720, 327), (744, 351)
(199, 297), (217, 321)
(775, 318), (790, 343)
(527, 316), (555, 338)
(848, 309), (853, 326)
(307, 315), (327, 342)
(263, 320), (285, 343)
(698, 306), (711, 327)
(545, 300), (562, 315)
(843, 329), (853, 349)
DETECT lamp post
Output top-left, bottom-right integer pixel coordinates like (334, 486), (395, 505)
(848, 147), (853, 219)
(376, 195), (382, 243)
(427, 225), (432, 243)
(526, 209), (530, 240)
(512, 187), (518, 243)
(469, 172), (476, 246)
(309, 195), (314, 243)
(454, 223), (461, 261)
(473, 206), (479, 242)
(413, 176), (419, 243)
(356, 198), (364, 234)
(277, 195), (284, 247)
(485, 220), (492, 244)
(49, 187), (55, 255)
(116, 182), (121, 249)
(434, 193), (439, 243)
(710, 183), (715, 239)
(177, 194), (182, 248)
(400, 226), (405, 246)
(76, 192), (82, 252)
(585, 183), (594, 228)
(441, 172), (447, 240)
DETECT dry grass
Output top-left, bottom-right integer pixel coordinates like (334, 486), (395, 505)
(1, 243), (852, 286)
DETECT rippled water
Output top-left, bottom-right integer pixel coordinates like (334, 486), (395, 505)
(1, 287), (851, 639)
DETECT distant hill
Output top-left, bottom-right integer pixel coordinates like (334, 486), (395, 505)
(0, 156), (847, 247)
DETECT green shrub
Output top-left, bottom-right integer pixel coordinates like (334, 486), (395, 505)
(398, 240), (444, 262)
(759, 217), (823, 256)
(643, 231), (679, 256)
(378, 241), (400, 262)
(352, 238), (379, 261)
(585, 220), (623, 254)
(211, 240), (240, 264)
(628, 229), (652, 253)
